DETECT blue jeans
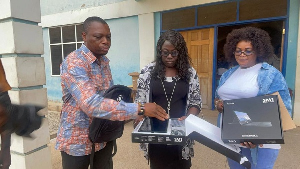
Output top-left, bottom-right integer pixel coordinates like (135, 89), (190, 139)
(227, 147), (279, 169)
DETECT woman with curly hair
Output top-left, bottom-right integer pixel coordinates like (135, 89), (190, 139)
(134, 30), (202, 169)
(215, 27), (292, 169)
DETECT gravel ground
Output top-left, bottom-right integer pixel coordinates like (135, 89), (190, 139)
(46, 111), (60, 138)
(48, 109), (300, 169)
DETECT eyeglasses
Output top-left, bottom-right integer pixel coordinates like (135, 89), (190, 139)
(161, 50), (179, 57)
(234, 50), (254, 56)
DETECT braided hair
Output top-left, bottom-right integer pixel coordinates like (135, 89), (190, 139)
(151, 30), (192, 82)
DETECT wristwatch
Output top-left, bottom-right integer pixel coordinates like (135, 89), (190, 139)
(138, 102), (145, 115)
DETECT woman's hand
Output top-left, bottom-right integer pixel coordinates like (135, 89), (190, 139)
(178, 116), (187, 121)
(215, 99), (224, 113)
(178, 107), (200, 121)
(240, 142), (263, 148)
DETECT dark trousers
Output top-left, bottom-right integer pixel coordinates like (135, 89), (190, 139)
(0, 92), (11, 169)
(149, 144), (191, 169)
(0, 132), (11, 169)
(61, 141), (113, 169)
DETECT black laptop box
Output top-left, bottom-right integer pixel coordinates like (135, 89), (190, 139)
(132, 118), (187, 145)
(222, 95), (284, 144)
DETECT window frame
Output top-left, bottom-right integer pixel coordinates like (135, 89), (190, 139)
(160, 0), (288, 31)
(49, 24), (84, 76)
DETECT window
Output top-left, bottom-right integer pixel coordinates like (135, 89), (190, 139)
(161, 0), (288, 31)
(162, 8), (195, 30)
(49, 24), (84, 76)
(239, 0), (287, 21)
(197, 2), (237, 26)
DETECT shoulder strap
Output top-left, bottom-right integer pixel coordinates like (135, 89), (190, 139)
(112, 140), (117, 157)
(90, 143), (95, 169)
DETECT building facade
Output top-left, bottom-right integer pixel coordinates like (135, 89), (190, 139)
(0, 0), (51, 168)
(40, 0), (300, 125)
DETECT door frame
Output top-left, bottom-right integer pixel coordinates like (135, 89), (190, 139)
(160, 8), (289, 110)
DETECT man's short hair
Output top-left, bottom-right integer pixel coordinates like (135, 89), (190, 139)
(83, 16), (107, 33)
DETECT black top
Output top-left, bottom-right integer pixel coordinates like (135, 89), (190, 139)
(150, 77), (188, 132)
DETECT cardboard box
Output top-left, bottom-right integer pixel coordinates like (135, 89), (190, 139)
(132, 118), (187, 145)
(271, 92), (296, 131)
(132, 115), (252, 169)
(222, 95), (284, 144)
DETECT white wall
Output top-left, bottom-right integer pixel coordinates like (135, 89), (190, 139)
(138, 13), (155, 69)
(41, 0), (126, 16)
(40, 0), (224, 27)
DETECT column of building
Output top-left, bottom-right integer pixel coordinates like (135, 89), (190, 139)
(0, 0), (52, 168)
(138, 13), (155, 69)
(293, 3), (300, 126)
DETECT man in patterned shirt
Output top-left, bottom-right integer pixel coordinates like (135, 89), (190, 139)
(56, 16), (169, 169)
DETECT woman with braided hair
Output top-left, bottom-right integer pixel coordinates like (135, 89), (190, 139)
(134, 30), (202, 169)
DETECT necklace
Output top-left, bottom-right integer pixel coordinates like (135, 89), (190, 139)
(160, 77), (177, 114)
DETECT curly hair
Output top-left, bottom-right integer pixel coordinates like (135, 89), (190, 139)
(151, 30), (192, 82)
(224, 27), (274, 65)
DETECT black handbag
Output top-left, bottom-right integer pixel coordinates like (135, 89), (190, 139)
(89, 85), (132, 169)
(0, 91), (43, 137)
(6, 104), (43, 137)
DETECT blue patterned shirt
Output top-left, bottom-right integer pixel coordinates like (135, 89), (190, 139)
(56, 44), (138, 156)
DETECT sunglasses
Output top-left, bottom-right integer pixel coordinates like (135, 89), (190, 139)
(233, 50), (254, 56)
(161, 50), (179, 57)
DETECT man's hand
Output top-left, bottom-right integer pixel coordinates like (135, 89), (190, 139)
(143, 103), (169, 121)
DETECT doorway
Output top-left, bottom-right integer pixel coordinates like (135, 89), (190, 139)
(180, 28), (214, 109)
(215, 20), (285, 95)
(216, 20), (284, 72)
(180, 20), (285, 110)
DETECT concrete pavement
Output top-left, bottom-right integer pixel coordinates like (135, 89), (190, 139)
(49, 109), (300, 169)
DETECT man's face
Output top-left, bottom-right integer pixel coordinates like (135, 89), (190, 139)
(82, 21), (111, 58)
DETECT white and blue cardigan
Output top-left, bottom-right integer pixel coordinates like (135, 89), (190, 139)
(135, 62), (202, 160)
